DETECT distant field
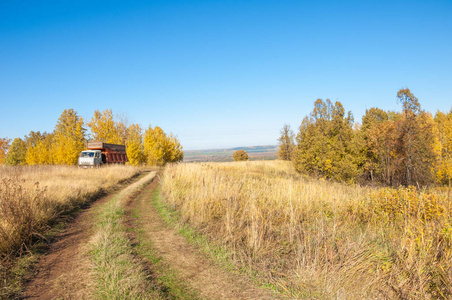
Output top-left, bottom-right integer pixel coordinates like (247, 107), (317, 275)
(183, 145), (278, 162)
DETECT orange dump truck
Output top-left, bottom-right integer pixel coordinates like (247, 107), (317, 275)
(78, 141), (128, 167)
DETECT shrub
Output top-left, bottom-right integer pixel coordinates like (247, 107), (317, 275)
(232, 150), (248, 161)
(4, 138), (26, 166)
(0, 179), (50, 254)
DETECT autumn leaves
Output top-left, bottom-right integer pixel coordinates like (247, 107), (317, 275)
(87, 109), (184, 166)
(1, 108), (183, 166)
(279, 88), (452, 186)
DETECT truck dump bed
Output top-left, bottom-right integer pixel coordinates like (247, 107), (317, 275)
(86, 141), (128, 164)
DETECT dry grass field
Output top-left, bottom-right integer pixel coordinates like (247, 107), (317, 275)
(0, 165), (140, 256)
(161, 161), (452, 299)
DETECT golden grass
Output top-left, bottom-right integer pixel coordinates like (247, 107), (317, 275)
(0, 165), (140, 256)
(161, 161), (452, 299)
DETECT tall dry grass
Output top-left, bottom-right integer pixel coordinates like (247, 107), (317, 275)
(161, 161), (452, 299)
(0, 165), (140, 256)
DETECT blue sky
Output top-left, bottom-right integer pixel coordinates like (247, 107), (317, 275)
(1, 0), (451, 150)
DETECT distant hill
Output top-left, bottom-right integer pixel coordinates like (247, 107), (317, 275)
(184, 145), (278, 162)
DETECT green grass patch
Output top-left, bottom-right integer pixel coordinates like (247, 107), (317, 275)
(0, 254), (37, 299)
(90, 197), (152, 299)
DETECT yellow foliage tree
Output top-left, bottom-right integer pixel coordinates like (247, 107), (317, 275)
(0, 138), (11, 164)
(144, 126), (183, 166)
(144, 126), (167, 166)
(53, 109), (86, 165)
(126, 124), (145, 166)
(26, 131), (47, 165)
(36, 134), (54, 164)
(435, 109), (452, 186)
(116, 113), (129, 143)
(233, 149), (249, 161)
(164, 134), (184, 163)
(87, 109), (123, 144)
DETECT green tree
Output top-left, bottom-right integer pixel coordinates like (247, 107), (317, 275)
(5, 138), (27, 166)
(277, 124), (295, 161)
(293, 99), (358, 182)
(233, 149), (249, 161)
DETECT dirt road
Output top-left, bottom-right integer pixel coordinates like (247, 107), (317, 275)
(126, 175), (281, 300)
(21, 186), (116, 299)
(22, 171), (281, 299)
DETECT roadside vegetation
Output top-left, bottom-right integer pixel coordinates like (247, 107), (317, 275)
(278, 88), (452, 187)
(0, 165), (140, 298)
(161, 160), (452, 299)
(0, 106), (184, 298)
(0, 108), (183, 167)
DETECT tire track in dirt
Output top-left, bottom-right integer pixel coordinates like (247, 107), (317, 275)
(22, 198), (108, 299)
(126, 175), (283, 300)
(21, 173), (149, 300)
(22, 172), (282, 300)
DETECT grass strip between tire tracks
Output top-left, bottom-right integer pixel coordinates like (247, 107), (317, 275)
(88, 171), (162, 300)
(88, 171), (202, 300)
(128, 203), (203, 300)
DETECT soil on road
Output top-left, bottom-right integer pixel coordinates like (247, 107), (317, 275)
(125, 175), (281, 300)
(22, 171), (282, 300)
(21, 188), (118, 299)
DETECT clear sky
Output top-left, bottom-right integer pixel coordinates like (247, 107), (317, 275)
(1, 0), (451, 150)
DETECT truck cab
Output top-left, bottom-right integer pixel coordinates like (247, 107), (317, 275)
(78, 150), (103, 168)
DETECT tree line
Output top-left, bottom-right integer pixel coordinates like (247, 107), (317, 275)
(278, 88), (452, 187)
(0, 108), (183, 166)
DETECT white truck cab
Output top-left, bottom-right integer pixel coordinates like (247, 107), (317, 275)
(78, 150), (103, 168)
